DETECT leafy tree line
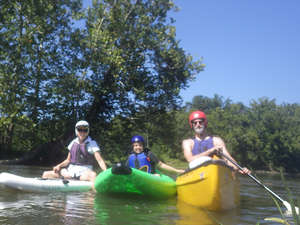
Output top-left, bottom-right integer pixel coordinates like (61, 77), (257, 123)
(0, 0), (202, 162)
(176, 95), (300, 173)
(1, 1), (299, 173)
(96, 94), (300, 173)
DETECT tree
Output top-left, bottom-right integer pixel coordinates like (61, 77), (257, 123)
(0, 0), (204, 164)
(74, 0), (204, 160)
(0, 0), (83, 156)
(180, 95), (300, 172)
(186, 94), (232, 113)
(78, 0), (204, 124)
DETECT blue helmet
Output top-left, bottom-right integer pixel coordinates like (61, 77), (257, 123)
(131, 135), (145, 144)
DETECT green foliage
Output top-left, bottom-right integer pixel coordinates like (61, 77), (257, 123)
(181, 95), (300, 172)
(0, 0), (83, 154)
(79, 0), (204, 122)
(0, 1), (300, 174)
(0, 0), (203, 163)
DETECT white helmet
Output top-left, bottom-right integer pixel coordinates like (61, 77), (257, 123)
(75, 120), (89, 136)
(75, 120), (89, 128)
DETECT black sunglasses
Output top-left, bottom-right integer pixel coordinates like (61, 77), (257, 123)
(192, 120), (205, 125)
(77, 128), (88, 133)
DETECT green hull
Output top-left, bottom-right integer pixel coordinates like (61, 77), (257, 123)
(95, 164), (176, 199)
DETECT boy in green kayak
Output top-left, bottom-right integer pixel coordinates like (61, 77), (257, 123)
(127, 135), (184, 175)
(42, 120), (107, 182)
(182, 110), (250, 174)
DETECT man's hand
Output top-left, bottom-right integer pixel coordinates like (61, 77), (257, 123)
(215, 148), (223, 157)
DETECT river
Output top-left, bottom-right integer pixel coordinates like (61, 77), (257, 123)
(0, 165), (299, 225)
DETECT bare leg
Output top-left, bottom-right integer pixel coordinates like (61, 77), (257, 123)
(42, 168), (72, 179)
(60, 169), (72, 179)
(79, 170), (97, 182)
(79, 170), (97, 192)
(42, 170), (60, 179)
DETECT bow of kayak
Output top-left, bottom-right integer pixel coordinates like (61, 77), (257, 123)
(176, 159), (240, 211)
(95, 163), (176, 199)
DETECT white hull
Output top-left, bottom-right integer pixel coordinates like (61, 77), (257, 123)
(0, 172), (92, 192)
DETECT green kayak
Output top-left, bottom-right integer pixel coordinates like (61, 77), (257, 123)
(94, 163), (176, 199)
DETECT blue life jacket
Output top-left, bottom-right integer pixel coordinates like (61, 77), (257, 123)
(128, 152), (152, 173)
(191, 136), (214, 155)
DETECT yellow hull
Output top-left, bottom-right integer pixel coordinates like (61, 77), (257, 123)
(176, 160), (240, 211)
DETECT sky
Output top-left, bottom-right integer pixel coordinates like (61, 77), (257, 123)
(170, 0), (300, 106)
(82, 0), (300, 106)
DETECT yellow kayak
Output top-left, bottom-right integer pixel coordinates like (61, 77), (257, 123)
(176, 158), (240, 211)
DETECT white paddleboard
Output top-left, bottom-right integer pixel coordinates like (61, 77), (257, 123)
(0, 172), (92, 192)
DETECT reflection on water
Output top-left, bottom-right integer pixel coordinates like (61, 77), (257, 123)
(176, 200), (241, 225)
(94, 193), (179, 225)
(0, 165), (299, 225)
(0, 189), (96, 225)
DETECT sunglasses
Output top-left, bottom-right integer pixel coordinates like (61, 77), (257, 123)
(77, 128), (88, 133)
(192, 120), (205, 125)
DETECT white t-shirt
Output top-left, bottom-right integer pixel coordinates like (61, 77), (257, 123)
(67, 136), (100, 155)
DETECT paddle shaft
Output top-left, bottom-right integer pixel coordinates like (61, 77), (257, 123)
(220, 152), (285, 204)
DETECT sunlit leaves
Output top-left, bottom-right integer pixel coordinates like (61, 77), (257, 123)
(0, 0), (203, 158)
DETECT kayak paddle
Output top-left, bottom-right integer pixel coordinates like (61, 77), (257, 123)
(218, 150), (299, 215)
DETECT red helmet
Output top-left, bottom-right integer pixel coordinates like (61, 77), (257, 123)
(188, 110), (207, 128)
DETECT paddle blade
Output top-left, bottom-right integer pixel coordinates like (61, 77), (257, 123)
(283, 200), (299, 215)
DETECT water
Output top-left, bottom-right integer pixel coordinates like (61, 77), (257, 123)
(0, 165), (299, 225)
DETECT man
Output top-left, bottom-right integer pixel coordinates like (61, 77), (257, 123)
(42, 120), (107, 182)
(127, 135), (184, 175)
(182, 110), (250, 174)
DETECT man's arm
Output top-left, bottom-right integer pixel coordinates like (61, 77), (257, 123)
(213, 137), (250, 174)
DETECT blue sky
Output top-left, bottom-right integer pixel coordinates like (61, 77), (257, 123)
(82, 0), (300, 106)
(170, 0), (300, 106)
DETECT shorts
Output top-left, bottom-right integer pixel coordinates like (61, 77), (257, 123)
(61, 164), (93, 179)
